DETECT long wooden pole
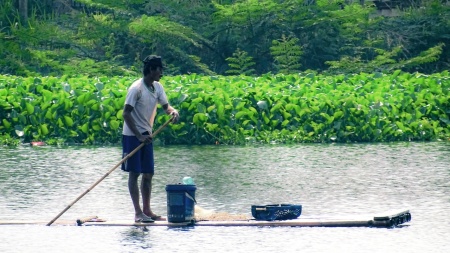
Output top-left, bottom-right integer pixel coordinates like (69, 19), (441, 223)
(47, 117), (174, 226)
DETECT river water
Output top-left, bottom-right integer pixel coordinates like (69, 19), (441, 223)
(0, 142), (449, 253)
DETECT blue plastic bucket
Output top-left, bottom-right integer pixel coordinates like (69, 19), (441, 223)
(165, 184), (197, 223)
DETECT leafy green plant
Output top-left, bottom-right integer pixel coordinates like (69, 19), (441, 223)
(326, 44), (445, 74)
(2, 71), (449, 146)
(225, 48), (256, 75)
(400, 43), (444, 70)
(270, 35), (302, 74)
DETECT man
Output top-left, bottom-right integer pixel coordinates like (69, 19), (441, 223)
(122, 55), (179, 223)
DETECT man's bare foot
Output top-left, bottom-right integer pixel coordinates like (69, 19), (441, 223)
(135, 213), (155, 223)
(144, 212), (166, 221)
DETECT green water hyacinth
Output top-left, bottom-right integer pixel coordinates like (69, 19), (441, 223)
(0, 71), (449, 145)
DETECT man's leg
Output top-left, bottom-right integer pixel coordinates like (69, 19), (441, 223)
(128, 171), (143, 216)
(140, 142), (163, 219)
(141, 173), (154, 216)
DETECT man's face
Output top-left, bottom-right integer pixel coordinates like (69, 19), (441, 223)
(150, 66), (163, 81)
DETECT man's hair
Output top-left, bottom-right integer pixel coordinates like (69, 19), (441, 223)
(142, 55), (163, 76)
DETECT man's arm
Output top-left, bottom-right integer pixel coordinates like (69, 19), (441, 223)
(162, 103), (179, 122)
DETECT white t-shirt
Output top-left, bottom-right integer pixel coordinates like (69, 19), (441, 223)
(122, 78), (168, 136)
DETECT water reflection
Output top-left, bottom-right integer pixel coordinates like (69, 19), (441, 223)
(120, 227), (153, 250)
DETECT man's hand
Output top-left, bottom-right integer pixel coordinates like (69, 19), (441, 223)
(137, 134), (152, 144)
(170, 110), (180, 123)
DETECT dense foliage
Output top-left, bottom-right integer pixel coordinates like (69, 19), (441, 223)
(1, 1), (449, 146)
(0, 0), (449, 76)
(1, 72), (449, 145)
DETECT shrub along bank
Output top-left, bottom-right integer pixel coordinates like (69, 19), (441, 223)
(0, 71), (449, 146)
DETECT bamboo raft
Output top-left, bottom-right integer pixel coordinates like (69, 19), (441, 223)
(0, 209), (411, 228)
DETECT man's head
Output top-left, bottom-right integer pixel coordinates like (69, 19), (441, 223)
(143, 55), (163, 78)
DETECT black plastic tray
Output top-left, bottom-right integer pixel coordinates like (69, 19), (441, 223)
(251, 204), (302, 221)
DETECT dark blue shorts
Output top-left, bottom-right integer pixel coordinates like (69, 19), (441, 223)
(121, 133), (154, 174)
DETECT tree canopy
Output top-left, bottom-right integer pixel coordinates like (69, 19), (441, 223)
(1, 0), (449, 76)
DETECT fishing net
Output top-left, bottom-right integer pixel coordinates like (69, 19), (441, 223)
(194, 205), (250, 221)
